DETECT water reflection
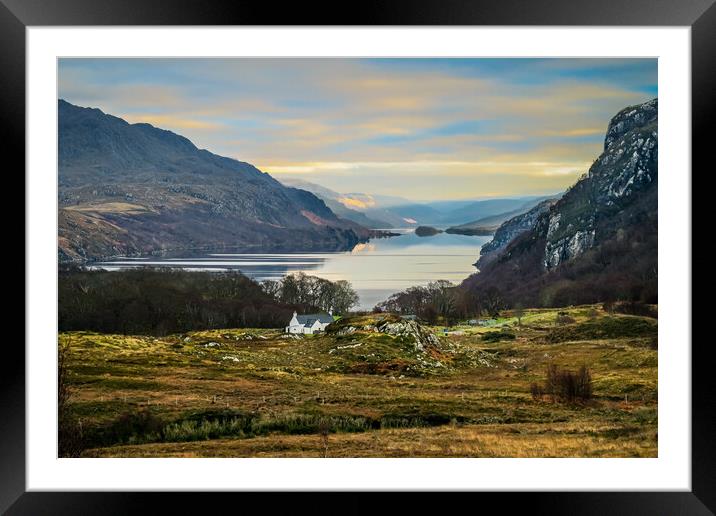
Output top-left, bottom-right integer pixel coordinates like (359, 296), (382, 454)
(96, 229), (489, 309)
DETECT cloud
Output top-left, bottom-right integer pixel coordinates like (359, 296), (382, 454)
(58, 57), (657, 200)
(123, 114), (225, 131)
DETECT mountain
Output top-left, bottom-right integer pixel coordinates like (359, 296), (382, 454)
(445, 197), (560, 236)
(278, 175), (558, 229)
(387, 196), (554, 227)
(275, 178), (427, 228)
(57, 100), (379, 261)
(470, 198), (559, 261)
(385, 204), (445, 224)
(275, 177), (393, 228)
(435, 196), (552, 226)
(343, 192), (415, 208)
(463, 98), (658, 306)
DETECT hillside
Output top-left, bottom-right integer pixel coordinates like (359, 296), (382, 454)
(60, 306), (657, 458)
(58, 100), (378, 261)
(275, 177), (393, 228)
(463, 98), (658, 306)
(278, 176), (556, 229)
(474, 198), (559, 264)
(445, 197), (559, 236)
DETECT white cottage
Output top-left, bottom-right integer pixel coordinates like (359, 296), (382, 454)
(285, 311), (334, 335)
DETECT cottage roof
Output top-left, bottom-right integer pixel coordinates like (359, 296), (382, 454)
(295, 313), (333, 325)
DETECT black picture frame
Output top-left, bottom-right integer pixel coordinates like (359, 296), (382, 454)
(5, 0), (711, 514)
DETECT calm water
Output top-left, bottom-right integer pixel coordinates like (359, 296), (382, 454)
(96, 229), (490, 310)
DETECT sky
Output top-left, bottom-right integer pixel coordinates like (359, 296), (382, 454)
(58, 58), (657, 201)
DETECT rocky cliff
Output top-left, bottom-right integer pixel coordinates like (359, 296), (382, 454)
(541, 98), (657, 270)
(58, 100), (376, 261)
(463, 98), (658, 306)
(476, 198), (558, 267)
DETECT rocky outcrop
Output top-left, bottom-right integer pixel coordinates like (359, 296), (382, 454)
(604, 98), (658, 151)
(374, 319), (441, 351)
(328, 315), (441, 352)
(462, 98), (658, 306)
(477, 198), (557, 268)
(543, 227), (595, 269)
(539, 98), (657, 270)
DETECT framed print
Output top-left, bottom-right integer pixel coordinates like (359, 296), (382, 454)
(5, 0), (712, 513)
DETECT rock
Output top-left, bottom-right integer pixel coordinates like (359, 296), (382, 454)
(375, 319), (440, 351)
(543, 228), (596, 270)
(477, 198), (558, 268)
(463, 97), (658, 300)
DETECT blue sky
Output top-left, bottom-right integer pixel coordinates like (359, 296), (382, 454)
(58, 58), (657, 201)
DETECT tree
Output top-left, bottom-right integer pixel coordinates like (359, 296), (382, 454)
(260, 279), (281, 299)
(513, 303), (525, 326)
(330, 280), (359, 314)
(483, 286), (503, 318)
(427, 280), (456, 321)
(58, 337), (84, 457)
(279, 274), (301, 306)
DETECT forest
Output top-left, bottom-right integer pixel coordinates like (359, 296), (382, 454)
(58, 266), (358, 335)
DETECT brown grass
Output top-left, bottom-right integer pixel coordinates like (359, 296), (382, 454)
(61, 305), (657, 458)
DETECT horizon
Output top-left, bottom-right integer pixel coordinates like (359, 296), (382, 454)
(271, 173), (562, 204)
(58, 58), (657, 201)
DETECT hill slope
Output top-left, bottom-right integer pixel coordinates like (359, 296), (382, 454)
(275, 177), (393, 228)
(58, 100), (376, 261)
(463, 98), (658, 306)
(473, 198), (559, 263)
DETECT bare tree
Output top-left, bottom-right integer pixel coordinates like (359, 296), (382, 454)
(513, 303), (525, 326)
(483, 286), (503, 318)
(58, 337), (84, 457)
(318, 420), (330, 458)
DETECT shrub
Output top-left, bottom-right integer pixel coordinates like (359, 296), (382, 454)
(530, 382), (544, 401)
(612, 301), (658, 319)
(546, 316), (657, 343)
(542, 364), (592, 403)
(555, 312), (576, 325)
(96, 409), (166, 446)
(482, 330), (516, 342)
(58, 339), (86, 457)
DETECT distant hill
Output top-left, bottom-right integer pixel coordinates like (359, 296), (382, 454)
(385, 196), (554, 227)
(445, 197), (560, 236)
(275, 177), (393, 228)
(463, 98), (658, 306)
(278, 175), (558, 229)
(435, 196), (552, 226)
(276, 177), (469, 228)
(58, 100), (377, 261)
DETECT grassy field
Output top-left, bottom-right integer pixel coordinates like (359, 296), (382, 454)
(60, 305), (657, 458)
